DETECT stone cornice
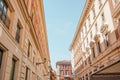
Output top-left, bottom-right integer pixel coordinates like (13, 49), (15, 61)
(38, 0), (50, 61)
(38, 0), (50, 72)
(70, 0), (93, 51)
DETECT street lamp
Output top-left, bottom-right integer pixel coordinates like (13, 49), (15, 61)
(36, 58), (46, 65)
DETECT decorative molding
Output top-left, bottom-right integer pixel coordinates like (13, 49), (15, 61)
(100, 22), (108, 34)
(90, 39), (95, 47)
(82, 50), (86, 54)
(5, 0), (15, 12)
(94, 32), (101, 41)
(86, 45), (90, 51)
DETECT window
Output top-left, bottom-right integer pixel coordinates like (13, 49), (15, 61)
(88, 56), (91, 64)
(0, 49), (3, 68)
(87, 38), (88, 45)
(62, 71), (64, 75)
(97, 41), (101, 53)
(113, 0), (120, 5)
(27, 41), (31, 57)
(92, 47), (95, 58)
(90, 31), (93, 39)
(83, 43), (85, 50)
(10, 58), (16, 80)
(25, 67), (29, 80)
(59, 64), (62, 69)
(86, 75), (88, 80)
(65, 65), (67, 69)
(33, 52), (35, 65)
(0, 0), (10, 28)
(92, 5), (96, 19)
(85, 60), (87, 65)
(15, 24), (21, 43)
(82, 76), (84, 80)
(71, 70), (72, 75)
(88, 15), (91, 27)
(60, 70), (63, 75)
(101, 12), (105, 24)
(105, 33), (110, 47)
(59, 70), (61, 75)
(79, 78), (82, 80)
(0, 0), (7, 18)
(65, 70), (67, 75)
(95, 23), (98, 33)
(98, 0), (102, 9)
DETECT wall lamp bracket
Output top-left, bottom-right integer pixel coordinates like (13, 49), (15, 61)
(36, 58), (46, 65)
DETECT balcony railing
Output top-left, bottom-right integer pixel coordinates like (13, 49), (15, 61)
(0, 9), (10, 29)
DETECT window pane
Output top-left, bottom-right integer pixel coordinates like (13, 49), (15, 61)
(25, 67), (28, 80)
(15, 24), (20, 43)
(0, 49), (3, 68)
(0, 1), (3, 10)
(27, 42), (30, 57)
(10, 59), (16, 80)
(92, 48), (95, 58)
(98, 42), (101, 52)
(3, 6), (7, 16)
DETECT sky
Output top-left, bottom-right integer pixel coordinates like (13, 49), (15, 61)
(43, 0), (86, 70)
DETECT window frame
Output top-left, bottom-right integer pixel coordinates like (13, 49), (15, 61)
(105, 33), (110, 47)
(92, 47), (95, 58)
(0, 48), (3, 69)
(15, 23), (21, 43)
(25, 67), (29, 80)
(10, 58), (16, 80)
(97, 41), (101, 53)
(0, 0), (8, 17)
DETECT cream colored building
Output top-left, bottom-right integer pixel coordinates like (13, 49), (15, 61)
(0, 0), (50, 80)
(70, 0), (120, 80)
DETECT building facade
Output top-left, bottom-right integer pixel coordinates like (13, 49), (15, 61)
(50, 67), (57, 80)
(0, 0), (50, 80)
(70, 0), (120, 80)
(56, 60), (73, 80)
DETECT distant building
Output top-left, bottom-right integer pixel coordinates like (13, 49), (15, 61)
(56, 60), (73, 80)
(70, 0), (120, 80)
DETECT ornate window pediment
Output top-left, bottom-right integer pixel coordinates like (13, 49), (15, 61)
(94, 32), (101, 41)
(89, 39), (95, 47)
(86, 45), (90, 51)
(82, 50), (86, 54)
(100, 22), (108, 34)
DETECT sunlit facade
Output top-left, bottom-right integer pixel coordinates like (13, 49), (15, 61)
(70, 0), (120, 80)
(0, 0), (50, 80)
(56, 60), (73, 80)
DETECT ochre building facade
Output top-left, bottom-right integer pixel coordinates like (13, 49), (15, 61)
(0, 0), (50, 80)
(70, 0), (120, 80)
